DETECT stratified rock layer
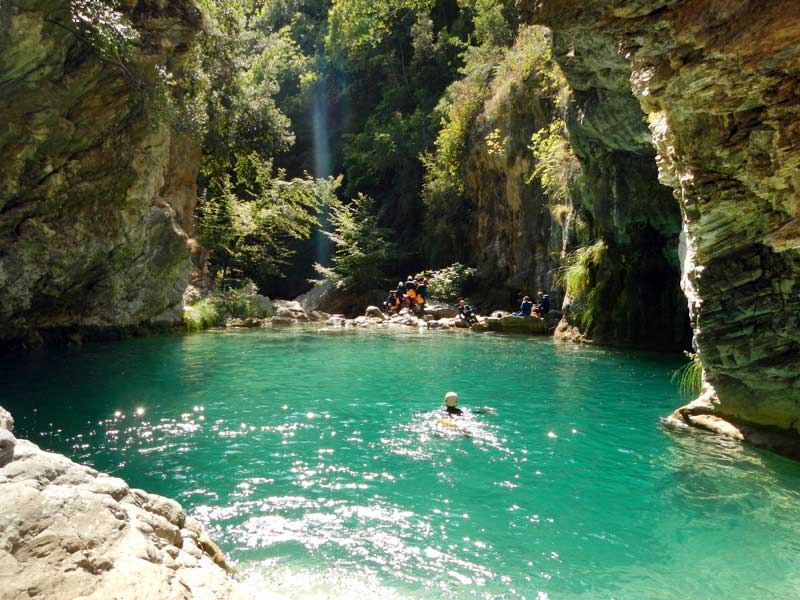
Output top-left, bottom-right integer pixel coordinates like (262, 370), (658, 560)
(0, 407), (253, 600)
(456, 26), (689, 349)
(0, 0), (203, 343)
(525, 0), (800, 451)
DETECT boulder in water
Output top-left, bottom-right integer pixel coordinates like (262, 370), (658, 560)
(425, 302), (458, 319)
(0, 406), (253, 599)
(365, 306), (386, 319)
(271, 316), (294, 326)
(485, 315), (549, 334)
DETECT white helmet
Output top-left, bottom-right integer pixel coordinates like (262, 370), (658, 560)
(444, 392), (459, 408)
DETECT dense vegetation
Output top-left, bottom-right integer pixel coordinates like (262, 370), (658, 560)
(71, 0), (598, 315)
(179, 0), (534, 297)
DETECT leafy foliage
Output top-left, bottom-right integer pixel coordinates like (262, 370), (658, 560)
(69, 0), (139, 64)
(555, 240), (607, 331)
(528, 119), (581, 204)
(673, 352), (703, 396)
(422, 263), (477, 302)
(313, 194), (398, 293)
(217, 286), (272, 318)
(197, 153), (336, 285)
(183, 298), (222, 332)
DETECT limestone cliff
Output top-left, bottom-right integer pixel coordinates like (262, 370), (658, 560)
(456, 26), (689, 349)
(0, 406), (254, 600)
(0, 0), (203, 345)
(459, 27), (564, 308)
(523, 0), (800, 453)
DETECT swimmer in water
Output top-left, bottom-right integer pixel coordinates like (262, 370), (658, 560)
(442, 391), (494, 417)
(444, 391), (463, 416)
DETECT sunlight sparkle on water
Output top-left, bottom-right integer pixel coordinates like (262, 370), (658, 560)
(4, 329), (800, 599)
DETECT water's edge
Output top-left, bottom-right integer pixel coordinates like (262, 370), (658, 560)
(0, 405), (253, 600)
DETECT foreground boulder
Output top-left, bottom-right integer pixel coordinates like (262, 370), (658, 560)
(0, 407), (252, 600)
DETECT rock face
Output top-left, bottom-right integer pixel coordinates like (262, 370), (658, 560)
(0, 407), (253, 600)
(459, 27), (563, 307)
(0, 0), (203, 344)
(453, 25), (689, 349)
(524, 0), (800, 451)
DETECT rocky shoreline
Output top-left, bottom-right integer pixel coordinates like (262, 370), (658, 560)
(0, 407), (253, 600)
(225, 299), (562, 335)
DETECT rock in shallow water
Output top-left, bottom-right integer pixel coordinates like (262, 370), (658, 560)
(485, 315), (549, 334)
(0, 406), (252, 600)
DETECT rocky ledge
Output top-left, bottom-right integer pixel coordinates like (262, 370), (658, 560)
(223, 299), (562, 336)
(0, 407), (252, 600)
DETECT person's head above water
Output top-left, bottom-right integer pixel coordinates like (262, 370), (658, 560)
(444, 391), (458, 408)
(458, 299), (466, 306)
(537, 291), (543, 298)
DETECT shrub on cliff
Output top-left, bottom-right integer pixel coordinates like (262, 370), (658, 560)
(421, 263), (477, 303)
(556, 240), (607, 332)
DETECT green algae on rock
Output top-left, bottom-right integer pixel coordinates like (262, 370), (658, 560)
(0, 0), (203, 344)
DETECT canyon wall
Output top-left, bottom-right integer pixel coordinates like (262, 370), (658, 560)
(523, 0), (800, 453)
(458, 27), (689, 349)
(0, 0), (203, 346)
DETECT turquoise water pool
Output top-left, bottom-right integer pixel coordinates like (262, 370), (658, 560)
(3, 328), (800, 599)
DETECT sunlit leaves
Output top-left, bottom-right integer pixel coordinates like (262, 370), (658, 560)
(70, 0), (138, 63)
(313, 193), (397, 292)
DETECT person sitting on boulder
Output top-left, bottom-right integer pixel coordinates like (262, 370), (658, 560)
(404, 277), (418, 307)
(532, 291), (550, 318)
(384, 290), (401, 314)
(457, 299), (478, 325)
(397, 280), (406, 300)
(512, 295), (533, 317)
(415, 278), (429, 308)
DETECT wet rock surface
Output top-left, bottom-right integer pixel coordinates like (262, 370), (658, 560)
(0, 406), (252, 600)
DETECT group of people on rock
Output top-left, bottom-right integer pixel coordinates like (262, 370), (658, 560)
(383, 275), (550, 325)
(384, 276), (429, 314)
(512, 291), (550, 318)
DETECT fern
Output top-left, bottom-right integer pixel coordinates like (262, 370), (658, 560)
(672, 352), (703, 396)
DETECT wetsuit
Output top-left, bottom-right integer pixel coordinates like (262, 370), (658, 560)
(385, 294), (400, 312)
(533, 294), (550, 316)
(513, 300), (533, 317)
(416, 283), (428, 305)
(446, 406), (463, 416)
(458, 304), (477, 325)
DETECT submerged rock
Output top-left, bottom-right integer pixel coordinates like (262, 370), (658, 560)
(225, 317), (263, 328)
(0, 406), (252, 600)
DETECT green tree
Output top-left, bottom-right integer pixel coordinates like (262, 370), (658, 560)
(313, 194), (397, 293)
(197, 153), (337, 285)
